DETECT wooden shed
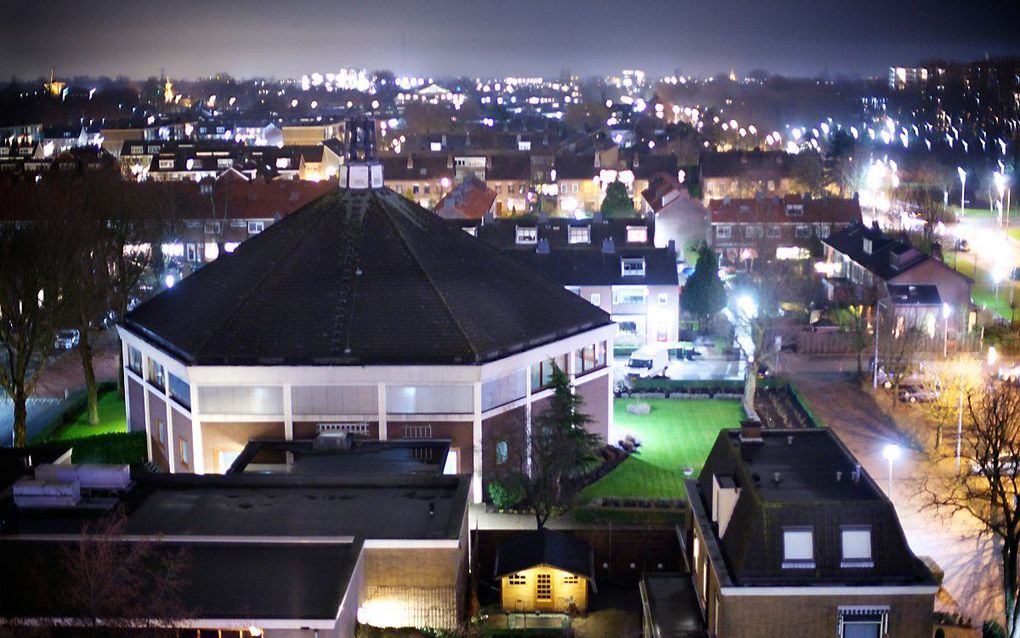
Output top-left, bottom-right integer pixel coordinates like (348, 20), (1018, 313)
(494, 529), (595, 613)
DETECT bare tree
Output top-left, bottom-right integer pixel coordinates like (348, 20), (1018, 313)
(919, 383), (1020, 638)
(0, 189), (75, 446)
(875, 308), (926, 411)
(920, 355), (985, 448)
(835, 303), (872, 380)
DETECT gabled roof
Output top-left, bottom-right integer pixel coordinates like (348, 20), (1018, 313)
(709, 195), (862, 225)
(435, 175), (496, 219)
(124, 187), (611, 366)
(494, 529), (595, 580)
(823, 221), (927, 281)
(887, 284), (942, 306)
(554, 154), (598, 180)
(692, 429), (935, 587)
(379, 154), (455, 182)
(487, 154), (531, 181)
(699, 150), (794, 179)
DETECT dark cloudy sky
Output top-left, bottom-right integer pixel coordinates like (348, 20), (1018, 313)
(2, 0), (1019, 80)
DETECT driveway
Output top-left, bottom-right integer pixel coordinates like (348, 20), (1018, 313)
(787, 357), (1003, 625)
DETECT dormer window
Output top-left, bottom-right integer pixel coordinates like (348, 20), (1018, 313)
(863, 238), (873, 254)
(621, 257), (646, 277)
(840, 527), (874, 568)
(464, 226), (477, 237)
(158, 159), (174, 169)
(217, 158), (233, 169)
(568, 226), (590, 244)
(130, 145), (144, 155)
(626, 226), (648, 243)
(782, 528), (815, 568)
(785, 204), (804, 216)
(516, 226), (538, 244)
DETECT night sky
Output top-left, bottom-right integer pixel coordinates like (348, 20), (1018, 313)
(2, 0), (1019, 80)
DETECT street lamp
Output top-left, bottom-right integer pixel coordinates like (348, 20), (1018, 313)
(994, 269), (1005, 302)
(942, 302), (951, 357)
(883, 443), (901, 499)
(957, 167), (967, 215)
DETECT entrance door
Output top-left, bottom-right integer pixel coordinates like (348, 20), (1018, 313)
(535, 572), (553, 610)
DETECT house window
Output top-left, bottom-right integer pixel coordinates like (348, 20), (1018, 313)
(816, 224), (831, 238)
(127, 346), (143, 376)
(185, 243), (200, 262)
(413, 184), (420, 194)
(782, 528), (815, 568)
(495, 185), (503, 194)
(516, 226), (538, 244)
(247, 221), (265, 234)
(130, 145), (144, 154)
(168, 373), (191, 409)
(496, 441), (508, 464)
(424, 184), (431, 194)
(536, 573), (552, 601)
(571, 183), (578, 193)
(841, 528), (874, 567)
(626, 226), (648, 243)
(612, 286), (646, 305)
(574, 343), (606, 375)
(531, 355), (566, 392)
(568, 226), (591, 244)
(786, 204), (804, 216)
(204, 222), (221, 234)
(838, 607), (889, 638)
(744, 225), (763, 238)
(562, 575), (579, 584)
(795, 225), (812, 238)
(766, 225), (781, 238)
(657, 292), (669, 306)
(157, 419), (166, 445)
(716, 225), (732, 239)
(508, 574), (527, 586)
(146, 359), (165, 389)
(217, 158), (232, 169)
(147, 145), (160, 154)
(590, 293), (601, 306)
(179, 438), (190, 465)
(158, 159), (174, 169)
(621, 257), (646, 277)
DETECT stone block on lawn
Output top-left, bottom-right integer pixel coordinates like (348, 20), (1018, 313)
(626, 402), (651, 416)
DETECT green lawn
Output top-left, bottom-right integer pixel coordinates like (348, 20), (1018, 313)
(580, 398), (744, 501)
(951, 256), (1018, 320)
(51, 391), (127, 440)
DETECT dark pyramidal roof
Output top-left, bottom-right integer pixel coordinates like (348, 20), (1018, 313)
(125, 187), (611, 366)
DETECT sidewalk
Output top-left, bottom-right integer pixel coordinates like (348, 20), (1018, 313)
(788, 364), (1003, 626)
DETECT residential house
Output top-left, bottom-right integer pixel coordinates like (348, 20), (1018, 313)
(434, 175), (497, 219)
(281, 117), (343, 145)
(641, 172), (710, 263)
(672, 424), (937, 638)
(822, 221), (973, 335)
(457, 215), (679, 347)
(699, 151), (796, 205)
(379, 153), (456, 208)
(708, 194), (862, 265)
(119, 141), (614, 503)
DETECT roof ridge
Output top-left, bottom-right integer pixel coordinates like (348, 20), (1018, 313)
(192, 189), (347, 360)
(373, 189), (483, 360)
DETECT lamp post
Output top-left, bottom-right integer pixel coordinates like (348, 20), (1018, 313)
(957, 167), (967, 215)
(883, 443), (901, 500)
(942, 302), (951, 357)
(995, 269), (1005, 302)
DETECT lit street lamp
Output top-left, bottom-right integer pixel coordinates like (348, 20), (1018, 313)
(957, 167), (967, 215)
(883, 443), (901, 499)
(994, 269), (1005, 302)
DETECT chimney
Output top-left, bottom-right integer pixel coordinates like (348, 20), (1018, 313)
(407, 155), (414, 170)
(739, 420), (763, 443)
(836, 471), (843, 482)
(536, 238), (551, 254)
(787, 435), (794, 446)
(772, 471), (782, 485)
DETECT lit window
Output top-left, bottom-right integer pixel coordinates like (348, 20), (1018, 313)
(841, 528), (873, 567)
(179, 438), (190, 465)
(786, 204), (804, 216)
(130, 145), (144, 154)
(146, 359), (165, 389)
(795, 225), (812, 238)
(247, 221), (265, 234)
(590, 293), (601, 306)
(516, 226), (538, 244)
(496, 441), (508, 464)
(716, 225), (732, 239)
(158, 159), (174, 169)
(621, 257), (646, 277)
(782, 529), (814, 568)
(204, 222), (221, 234)
(217, 158), (233, 169)
(767, 225), (781, 238)
(817, 224), (831, 238)
(562, 575), (579, 584)
(568, 226), (590, 244)
(626, 226), (648, 243)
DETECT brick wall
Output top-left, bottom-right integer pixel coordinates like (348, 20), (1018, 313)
(574, 375), (610, 444)
(170, 409), (193, 473)
(147, 391), (168, 470)
(128, 378), (145, 432)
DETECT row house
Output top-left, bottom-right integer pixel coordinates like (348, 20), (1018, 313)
(668, 425), (937, 638)
(120, 149), (614, 504)
(101, 116), (194, 156)
(452, 153), (532, 214)
(708, 194), (863, 265)
(553, 153), (679, 217)
(0, 143), (116, 178)
(821, 221), (973, 335)
(380, 153), (456, 208)
(699, 150), (797, 205)
(435, 175), (497, 219)
(456, 214), (679, 347)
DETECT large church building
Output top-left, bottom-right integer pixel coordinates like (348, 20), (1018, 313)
(118, 121), (615, 501)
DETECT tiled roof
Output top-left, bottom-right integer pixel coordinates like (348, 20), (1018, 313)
(708, 195), (862, 225)
(379, 154), (455, 181)
(486, 154), (532, 181)
(699, 150), (794, 179)
(435, 175), (496, 219)
(124, 187), (610, 366)
(693, 429), (935, 587)
(823, 221), (927, 281)
(554, 154), (598, 180)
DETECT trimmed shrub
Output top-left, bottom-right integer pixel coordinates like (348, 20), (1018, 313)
(487, 478), (525, 510)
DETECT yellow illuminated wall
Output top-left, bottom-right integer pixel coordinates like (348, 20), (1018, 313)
(500, 566), (588, 613)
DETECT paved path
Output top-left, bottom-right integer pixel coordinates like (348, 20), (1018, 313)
(787, 359), (1003, 625)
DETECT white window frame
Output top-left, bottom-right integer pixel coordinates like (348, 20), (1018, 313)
(766, 225), (781, 238)
(621, 257), (646, 278)
(247, 221), (265, 234)
(590, 293), (601, 306)
(204, 222), (221, 235)
(516, 226), (538, 245)
(158, 159), (174, 169)
(626, 226), (648, 243)
(840, 527), (874, 567)
(179, 438), (190, 465)
(795, 224), (812, 239)
(715, 225), (732, 239)
(568, 225), (591, 244)
(782, 528), (815, 568)
(786, 204), (804, 216)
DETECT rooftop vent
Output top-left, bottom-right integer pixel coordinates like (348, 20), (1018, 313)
(14, 477), (81, 508)
(787, 435), (794, 446)
(536, 238), (551, 254)
(602, 237), (616, 254)
(772, 471), (782, 485)
(313, 431), (355, 451)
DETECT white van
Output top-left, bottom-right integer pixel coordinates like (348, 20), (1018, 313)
(626, 345), (670, 378)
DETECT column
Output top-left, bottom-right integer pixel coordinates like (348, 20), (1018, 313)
(377, 384), (387, 441)
(472, 381), (483, 503)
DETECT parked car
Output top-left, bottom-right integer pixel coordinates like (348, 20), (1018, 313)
(626, 346), (670, 378)
(970, 455), (1020, 477)
(53, 329), (80, 351)
(898, 384), (939, 403)
(1011, 267), (1020, 282)
(1000, 364), (1020, 383)
(954, 238), (971, 252)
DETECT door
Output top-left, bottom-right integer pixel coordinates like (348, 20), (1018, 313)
(535, 572), (553, 611)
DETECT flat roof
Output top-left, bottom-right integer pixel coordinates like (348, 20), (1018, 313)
(230, 438), (450, 476)
(641, 574), (707, 638)
(0, 538), (358, 621)
(122, 473), (468, 541)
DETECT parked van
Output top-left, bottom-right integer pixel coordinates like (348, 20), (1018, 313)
(626, 345), (669, 378)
